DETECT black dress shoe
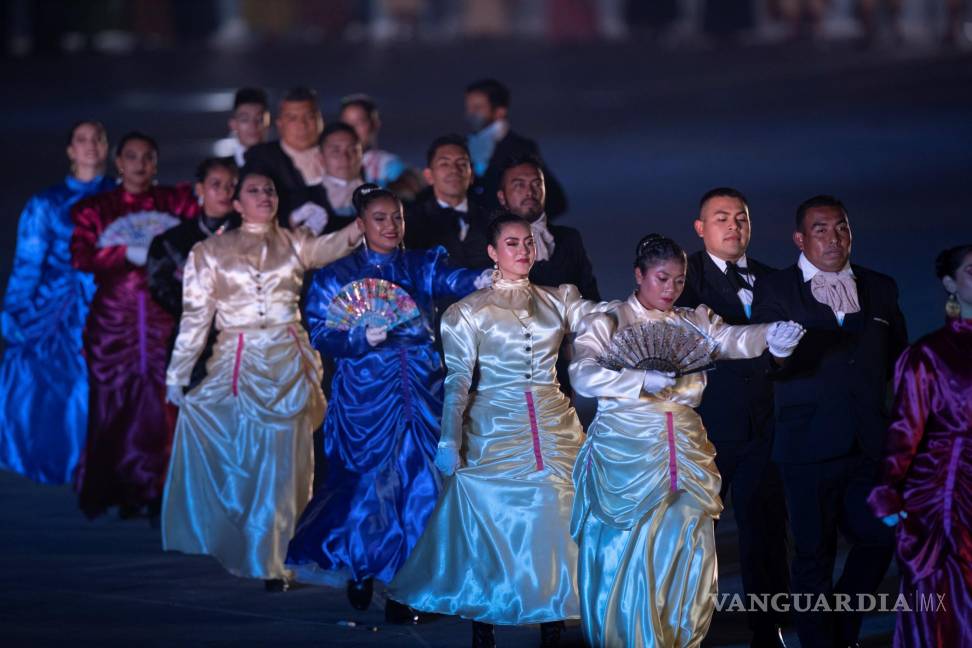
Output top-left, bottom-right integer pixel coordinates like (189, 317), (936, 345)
(540, 621), (565, 647)
(346, 577), (373, 611)
(472, 620), (496, 648)
(751, 626), (787, 648)
(384, 598), (421, 624)
(264, 579), (290, 592)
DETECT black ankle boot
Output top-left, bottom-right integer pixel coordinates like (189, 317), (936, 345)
(540, 621), (565, 647)
(472, 620), (496, 648)
(384, 598), (420, 624)
(346, 577), (373, 611)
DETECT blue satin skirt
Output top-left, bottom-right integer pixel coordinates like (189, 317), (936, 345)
(286, 343), (443, 585)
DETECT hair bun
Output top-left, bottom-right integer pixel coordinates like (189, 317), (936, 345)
(352, 183), (383, 211)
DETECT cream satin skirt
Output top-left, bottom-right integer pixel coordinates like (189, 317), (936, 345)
(161, 324), (324, 580)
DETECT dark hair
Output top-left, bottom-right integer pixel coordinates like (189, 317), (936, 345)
(699, 187), (748, 210)
(425, 134), (470, 167)
(796, 195), (847, 230)
(233, 164), (276, 200)
(487, 212), (532, 247)
(318, 121), (359, 147)
(634, 234), (687, 272)
(351, 183), (400, 216)
(66, 120), (107, 146)
(340, 93), (378, 121)
(935, 244), (972, 279)
(233, 87), (268, 111)
(498, 153), (544, 185)
(282, 86), (319, 107)
(465, 78), (510, 109)
(195, 156), (238, 183)
(115, 131), (158, 158)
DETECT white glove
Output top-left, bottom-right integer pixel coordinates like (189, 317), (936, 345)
(125, 245), (148, 266)
(365, 325), (388, 347)
(473, 269), (493, 290)
(165, 383), (185, 407)
(434, 443), (461, 476)
(767, 321), (806, 358)
(642, 370), (676, 394)
(289, 202), (328, 235)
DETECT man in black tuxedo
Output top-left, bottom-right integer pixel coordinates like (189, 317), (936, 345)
(752, 195), (908, 648)
(676, 187), (789, 648)
(243, 86), (328, 230)
(464, 78), (568, 219)
(404, 134), (492, 270)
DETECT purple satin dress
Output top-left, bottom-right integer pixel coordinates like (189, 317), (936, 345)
(70, 186), (198, 518)
(868, 318), (972, 648)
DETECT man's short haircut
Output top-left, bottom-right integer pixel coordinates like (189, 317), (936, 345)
(796, 195), (847, 230)
(699, 187), (749, 212)
(340, 93), (379, 120)
(318, 121), (359, 147)
(425, 134), (470, 167)
(465, 78), (510, 109)
(282, 86), (319, 107)
(233, 87), (268, 111)
(498, 153), (544, 185)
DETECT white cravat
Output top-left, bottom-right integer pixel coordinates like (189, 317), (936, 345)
(281, 141), (323, 185)
(797, 253), (857, 324)
(437, 198), (469, 241)
(531, 213), (556, 262)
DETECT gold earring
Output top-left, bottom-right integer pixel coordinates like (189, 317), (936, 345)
(946, 292), (961, 319)
(491, 262), (502, 284)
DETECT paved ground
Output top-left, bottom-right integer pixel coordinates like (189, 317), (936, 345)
(1, 36), (968, 646)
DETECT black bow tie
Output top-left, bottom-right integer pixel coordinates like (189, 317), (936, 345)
(725, 261), (753, 293)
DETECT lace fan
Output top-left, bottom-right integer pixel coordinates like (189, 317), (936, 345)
(97, 210), (180, 248)
(324, 278), (420, 331)
(597, 320), (718, 377)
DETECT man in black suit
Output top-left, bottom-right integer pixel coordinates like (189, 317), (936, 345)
(464, 78), (568, 219)
(752, 195), (908, 648)
(243, 86), (328, 229)
(404, 134), (492, 270)
(676, 187), (789, 648)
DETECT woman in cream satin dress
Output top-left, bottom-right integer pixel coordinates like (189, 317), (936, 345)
(569, 234), (804, 648)
(161, 169), (362, 588)
(389, 214), (603, 647)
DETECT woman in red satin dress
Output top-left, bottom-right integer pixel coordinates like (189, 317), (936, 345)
(70, 132), (198, 519)
(868, 244), (972, 648)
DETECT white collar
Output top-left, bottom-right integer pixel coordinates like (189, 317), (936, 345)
(706, 251), (749, 274)
(798, 252), (853, 282)
(322, 174), (356, 187)
(436, 197), (468, 213)
(482, 119), (509, 143)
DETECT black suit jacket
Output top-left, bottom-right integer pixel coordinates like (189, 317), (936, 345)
(676, 251), (776, 444)
(751, 264), (908, 464)
(403, 188), (492, 269)
(244, 142), (351, 232)
(470, 130), (568, 219)
(529, 225), (600, 300)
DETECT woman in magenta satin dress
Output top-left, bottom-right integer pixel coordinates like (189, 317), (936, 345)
(70, 132), (198, 519)
(868, 244), (972, 648)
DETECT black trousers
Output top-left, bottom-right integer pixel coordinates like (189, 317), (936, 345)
(715, 435), (790, 632)
(779, 453), (894, 648)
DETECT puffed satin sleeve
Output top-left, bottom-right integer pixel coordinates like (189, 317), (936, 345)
(304, 264), (372, 359)
(867, 346), (932, 517)
(690, 304), (771, 360)
(559, 283), (607, 333)
(570, 310), (647, 400)
(293, 221), (363, 270)
(2, 196), (51, 343)
(166, 244), (216, 386)
(70, 199), (128, 274)
(439, 301), (478, 449)
(427, 246), (481, 301)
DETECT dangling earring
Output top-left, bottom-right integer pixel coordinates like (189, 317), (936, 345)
(491, 262), (502, 284)
(946, 292), (961, 319)
(197, 194), (204, 206)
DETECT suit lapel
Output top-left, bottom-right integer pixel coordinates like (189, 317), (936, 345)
(701, 253), (747, 321)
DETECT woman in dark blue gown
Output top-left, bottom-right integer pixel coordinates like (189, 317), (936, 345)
(286, 184), (487, 617)
(0, 121), (114, 484)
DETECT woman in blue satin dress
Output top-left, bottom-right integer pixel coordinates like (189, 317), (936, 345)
(286, 184), (487, 620)
(0, 121), (114, 484)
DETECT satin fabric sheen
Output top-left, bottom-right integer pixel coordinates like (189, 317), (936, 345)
(0, 175), (114, 484)
(389, 279), (602, 625)
(286, 246), (480, 586)
(570, 295), (771, 647)
(868, 318), (972, 648)
(161, 221), (361, 580)
(70, 185), (198, 517)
